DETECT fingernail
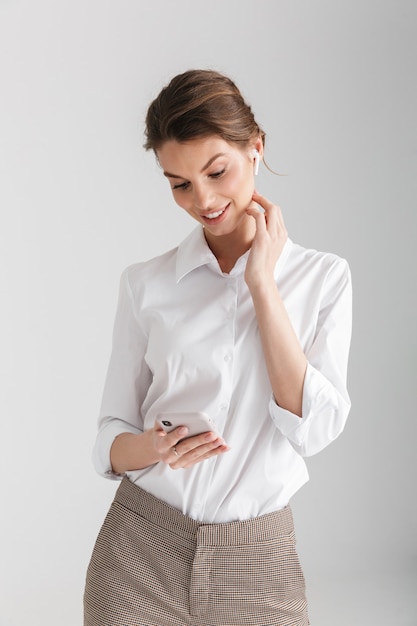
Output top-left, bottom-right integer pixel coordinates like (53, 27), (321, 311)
(178, 427), (188, 436)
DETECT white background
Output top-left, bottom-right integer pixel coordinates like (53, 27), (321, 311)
(1, 1), (416, 624)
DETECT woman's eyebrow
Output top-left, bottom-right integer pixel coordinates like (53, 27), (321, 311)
(163, 153), (226, 179)
(201, 153), (226, 171)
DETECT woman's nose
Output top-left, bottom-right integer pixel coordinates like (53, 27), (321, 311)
(193, 184), (214, 211)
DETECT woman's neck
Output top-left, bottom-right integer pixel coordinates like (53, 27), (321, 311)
(204, 221), (255, 274)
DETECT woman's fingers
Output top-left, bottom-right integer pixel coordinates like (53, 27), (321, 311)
(154, 425), (229, 469)
(251, 190), (274, 211)
(170, 436), (229, 469)
(245, 191), (288, 289)
(246, 203), (268, 232)
(250, 191), (285, 232)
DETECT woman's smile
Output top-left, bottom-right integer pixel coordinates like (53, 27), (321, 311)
(157, 136), (261, 246)
(201, 203), (230, 223)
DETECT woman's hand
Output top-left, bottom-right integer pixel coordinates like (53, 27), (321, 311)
(110, 424), (229, 474)
(151, 422), (229, 470)
(245, 191), (288, 291)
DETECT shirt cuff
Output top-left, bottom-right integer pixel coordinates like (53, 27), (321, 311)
(92, 418), (142, 480)
(269, 363), (348, 455)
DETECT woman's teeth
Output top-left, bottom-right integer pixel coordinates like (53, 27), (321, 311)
(205, 208), (225, 219)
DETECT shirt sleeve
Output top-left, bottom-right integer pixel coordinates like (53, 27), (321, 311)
(269, 257), (352, 457)
(92, 267), (152, 478)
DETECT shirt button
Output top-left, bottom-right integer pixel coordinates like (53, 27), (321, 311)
(191, 502), (203, 517)
(219, 404), (228, 412)
(224, 354), (231, 362)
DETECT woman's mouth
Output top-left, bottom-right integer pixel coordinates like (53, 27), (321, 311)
(202, 204), (230, 224)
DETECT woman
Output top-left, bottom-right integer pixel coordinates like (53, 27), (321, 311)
(84, 69), (352, 626)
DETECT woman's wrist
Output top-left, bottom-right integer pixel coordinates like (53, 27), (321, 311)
(110, 430), (161, 474)
(247, 275), (278, 302)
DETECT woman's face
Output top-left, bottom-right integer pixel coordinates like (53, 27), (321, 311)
(157, 136), (262, 242)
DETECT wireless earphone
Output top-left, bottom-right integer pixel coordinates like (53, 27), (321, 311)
(252, 149), (260, 175)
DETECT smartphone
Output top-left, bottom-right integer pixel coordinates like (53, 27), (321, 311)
(155, 411), (218, 439)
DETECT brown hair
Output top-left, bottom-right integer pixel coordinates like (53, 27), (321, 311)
(144, 69), (265, 152)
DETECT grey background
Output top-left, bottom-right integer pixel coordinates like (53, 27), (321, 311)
(0, 1), (416, 624)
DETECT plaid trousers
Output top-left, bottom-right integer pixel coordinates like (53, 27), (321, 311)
(84, 477), (309, 626)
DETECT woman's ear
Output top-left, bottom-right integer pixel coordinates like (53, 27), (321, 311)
(253, 136), (264, 173)
(254, 136), (264, 157)
(252, 149), (260, 175)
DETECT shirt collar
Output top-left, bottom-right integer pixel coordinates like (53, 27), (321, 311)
(176, 226), (214, 282)
(176, 224), (293, 283)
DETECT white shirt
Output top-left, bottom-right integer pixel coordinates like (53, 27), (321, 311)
(93, 226), (352, 523)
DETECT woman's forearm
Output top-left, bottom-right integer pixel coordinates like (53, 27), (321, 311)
(110, 430), (161, 474)
(250, 279), (307, 417)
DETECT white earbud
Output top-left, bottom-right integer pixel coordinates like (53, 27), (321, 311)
(252, 149), (260, 175)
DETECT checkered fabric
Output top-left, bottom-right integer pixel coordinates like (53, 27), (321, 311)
(84, 477), (309, 626)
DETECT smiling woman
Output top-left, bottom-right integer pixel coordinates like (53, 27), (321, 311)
(83, 69), (352, 626)
(157, 136), (261, 266)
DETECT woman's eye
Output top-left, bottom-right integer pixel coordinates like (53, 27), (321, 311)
(173, 181), (190, 191)
(209, 168), (226, 179)
(172, 169), (225, 191)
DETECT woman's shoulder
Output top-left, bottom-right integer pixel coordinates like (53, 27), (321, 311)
(289, 239), (349, 272)
(123, 246), (178, 282)
(284, 239), (351, 291)
(115, 247), (180, 305)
